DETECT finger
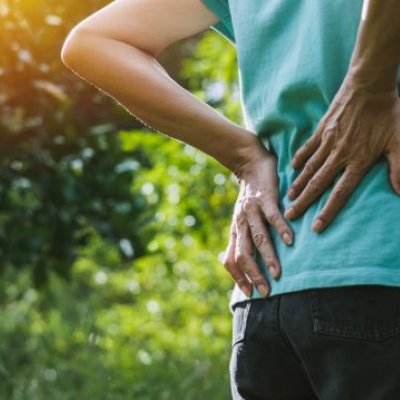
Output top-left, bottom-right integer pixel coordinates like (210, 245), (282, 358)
(235, 220), (271, 298)
(385, 148), (400, 195)
(245, 208), (283, 280)
(285, 152), (341, 220)
(291, 134), (321, 169)
(223, 224), (253, 297)
(259, 202), (293, 247)
(287, 139), (332, 200)
(311, 167), (367, 232)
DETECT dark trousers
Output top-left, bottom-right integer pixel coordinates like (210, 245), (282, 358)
(229, 284), (400, 400)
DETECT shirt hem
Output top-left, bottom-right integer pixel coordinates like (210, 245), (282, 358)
(228, 267), (400, 314)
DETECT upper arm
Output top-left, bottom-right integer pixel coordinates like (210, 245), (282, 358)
(70, 0), (224, 57)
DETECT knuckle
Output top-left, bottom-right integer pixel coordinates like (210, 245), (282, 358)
(267, 210), (280, 225)
(321, 132), (335, 148)
(261, 189), (277, 203)
(304, 162), (316, 176)
(236, 210), (247, 225)
(242, 197), (255, 213)
(303, 138), (314, 149)
(222, 258), (234, 270)
(308, 177), (321, 193)
(290, 181), (301, 193)
(332, 186), (348, 201)
(235, 252), (250, 266)
(348, 162), (367, 174)
(234, 253), (244, 265)
(330, 151), (346, 170)
(241, 198), (250, 212)
(264, 205), (281, 225)
(339, 136), (351, 149)
(326, 152), (339, 168)
(324, 122), (338, 135)
(252, 232), (267, 247)
(254, 191), (264, 201)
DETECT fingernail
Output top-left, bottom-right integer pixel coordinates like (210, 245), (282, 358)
(256, 284), (269, 298)
(287, 188), (296, 199)
(240, 285), (252, 298)
(285, 207), (295, 219)
(269, 265), (278, 279)
(283, 232), (293, 246)
(312, 218), (324, 232)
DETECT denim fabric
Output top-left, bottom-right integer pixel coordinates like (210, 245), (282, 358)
(229, 285), (400, 400)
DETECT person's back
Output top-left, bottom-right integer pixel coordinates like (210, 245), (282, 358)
(200, 1), (400, 398)
(60, 0), (400, 398)
(202, 0), (400, 310)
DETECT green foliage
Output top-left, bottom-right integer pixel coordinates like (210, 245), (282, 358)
(0, 131), (240, 399)
(1, 0), (242, 396)
(0, 0), (146, 284)
(180, 32), (241, 122)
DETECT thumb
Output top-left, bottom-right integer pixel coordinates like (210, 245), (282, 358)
(386, 149), (400, 195)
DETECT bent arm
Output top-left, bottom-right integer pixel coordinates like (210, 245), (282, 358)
(60, 0), (264, 179)
(349, 0), (400, 92)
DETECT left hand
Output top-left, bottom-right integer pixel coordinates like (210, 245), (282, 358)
(284, 72), (400, 233)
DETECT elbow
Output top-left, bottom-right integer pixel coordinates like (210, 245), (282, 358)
(60, 26), (92, 70)
(60, 28), (82, 69)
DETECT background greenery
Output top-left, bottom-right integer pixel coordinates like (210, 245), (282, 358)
(0, 0), (243, 398)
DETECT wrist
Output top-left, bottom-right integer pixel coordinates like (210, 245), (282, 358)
(347, 61), (399, 94)
(229, 132), (270, 180)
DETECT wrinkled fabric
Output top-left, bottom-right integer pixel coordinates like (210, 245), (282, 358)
(200, 0), (400, 312)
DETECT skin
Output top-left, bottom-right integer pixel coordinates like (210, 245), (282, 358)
(284, 0), (400, 234)
(285, 75), (400, 232)
(219, 0), (400, 298)
(224, 151), (293, 298)
(61, 0), (400, 300)
(222, 0), (400, 298)
(60, 0), (292, 300)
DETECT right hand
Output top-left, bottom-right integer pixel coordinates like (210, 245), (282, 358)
(223, 144), (294, 298)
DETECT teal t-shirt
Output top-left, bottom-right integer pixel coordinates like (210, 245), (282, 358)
(200, 0), (400, 312)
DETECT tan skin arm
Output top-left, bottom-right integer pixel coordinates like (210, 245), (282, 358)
(285, 0), (400, 233)
(61, 0), (295, 299)
(350, 0), (400, 91)
(61, 0), (250, 174)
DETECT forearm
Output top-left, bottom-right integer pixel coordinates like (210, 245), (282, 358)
(61, 32), (263, 176)
(349, 0), (400, 92)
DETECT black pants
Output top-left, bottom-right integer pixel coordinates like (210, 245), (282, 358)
(229, 284), (400, 400)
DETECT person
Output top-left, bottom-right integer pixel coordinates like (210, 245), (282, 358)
(60, 0), (400, 398)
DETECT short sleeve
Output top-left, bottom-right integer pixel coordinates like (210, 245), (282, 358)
(200, 0), (236, 45)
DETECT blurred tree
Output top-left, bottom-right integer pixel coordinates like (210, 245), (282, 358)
(0, 0), (244, 396)
(0, 0), (211, 285)
(0, 131), (241, 399)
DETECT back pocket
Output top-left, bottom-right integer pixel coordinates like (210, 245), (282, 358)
(310, 285), (400, 342)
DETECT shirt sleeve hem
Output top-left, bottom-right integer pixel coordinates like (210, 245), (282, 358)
(200, 0), (231, 23)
